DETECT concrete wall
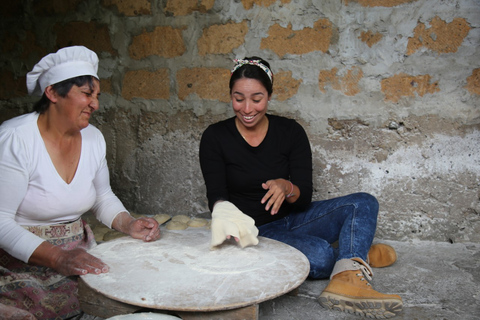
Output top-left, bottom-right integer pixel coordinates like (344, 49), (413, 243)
(1, 0), (479, 243)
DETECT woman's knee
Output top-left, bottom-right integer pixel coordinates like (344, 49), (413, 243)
(308, 253), (335, 279)
(261, 232), (336, 279)
(301, 240), (336, 279)
(353, 192), (379, 216)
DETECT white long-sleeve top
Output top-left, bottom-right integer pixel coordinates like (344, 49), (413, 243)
(0, 112), (127, 263)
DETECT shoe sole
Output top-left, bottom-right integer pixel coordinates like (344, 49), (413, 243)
(318, 293), (403, 319)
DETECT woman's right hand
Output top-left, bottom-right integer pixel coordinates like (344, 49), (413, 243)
(53, 247), (109, 276)
(29, 241), (109, 276)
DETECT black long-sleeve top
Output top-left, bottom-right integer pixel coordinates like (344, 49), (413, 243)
(199, 114), (313, 226)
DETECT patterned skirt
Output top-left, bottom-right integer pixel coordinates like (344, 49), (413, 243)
(0, 219), (97, 319)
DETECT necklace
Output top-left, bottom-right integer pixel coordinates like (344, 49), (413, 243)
(235, 116), (269, 146)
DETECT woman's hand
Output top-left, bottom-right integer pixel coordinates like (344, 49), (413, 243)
(29, 241), (109, 276)
(54, 247), (109, 276)
(126, 217), (161, 242)
(261, 178), (292, 215)
(112, 211), (160, 242)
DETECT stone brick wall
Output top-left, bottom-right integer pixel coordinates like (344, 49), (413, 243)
(1, 0), (479, 243)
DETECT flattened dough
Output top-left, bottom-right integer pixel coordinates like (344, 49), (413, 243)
(103, 230), (125, 241)
(211, 201), (259, 249)
(171, 215), (190, 224)
(187, 218), (208, 227)
(153, 213), (171, 225)
(165, 220), (188, 230)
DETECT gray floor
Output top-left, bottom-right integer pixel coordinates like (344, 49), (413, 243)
(80, 240), (480, 320)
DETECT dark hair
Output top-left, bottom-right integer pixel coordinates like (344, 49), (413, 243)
(33, 75), (96, 114)
(229, 56), (273, 96)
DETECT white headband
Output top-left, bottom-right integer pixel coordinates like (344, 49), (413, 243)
(231, 59), (273, 83)
(26, 46), (99, 96)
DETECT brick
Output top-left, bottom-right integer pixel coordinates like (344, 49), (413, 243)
(33, 0), (82, 15)
(241, 0), (291, 10)
(381, 73), (439, 102)
(0, 70), (26, 99)
(260, 19), (334, 58)
(466, 68), (480, 96)
(20, 31), (47, 60)
(197, 21), (248, 56)
(1, 1), (22, 17)
(319, 68), (338, 93)
(165, 0), (214, 16)
(2, 32), (19, 55)
(177, 68), (230, 102)
(359, 30), (383, 47)
(102, 0), (151, 16)
(407, 16), (471, 55)
(3, 30), (46, 60)
(319, 67), (363, 96)
(273, 71), (302, 101)
(55, 21), (116, 56)
(129, 26), (186, 59)
(345, 0), (416, 7)
(122, 69), (170, 100)
(328, 118), (368, 131)
(100, 78), (113, 95)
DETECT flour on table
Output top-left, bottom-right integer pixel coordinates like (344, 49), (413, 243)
(82, 228), (310, 311)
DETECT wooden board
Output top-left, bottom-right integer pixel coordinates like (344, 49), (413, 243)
(78, 278), (142, 318)
(81, 227), (309, 312)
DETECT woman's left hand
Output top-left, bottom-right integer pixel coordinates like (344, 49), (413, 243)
(112, 212), (160, 242)
(261, 179), (290, 215)
(127, 217), (161, 242)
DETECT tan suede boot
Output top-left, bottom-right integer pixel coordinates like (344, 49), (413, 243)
(368, 243), (397, 268)
(318, 258), (403, 318)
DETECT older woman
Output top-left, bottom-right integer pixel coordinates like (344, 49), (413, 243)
(0, 46), (160, 319)
(199, 57), (403, 318)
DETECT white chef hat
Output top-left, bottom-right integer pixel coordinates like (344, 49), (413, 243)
(26, 46), (99, 96)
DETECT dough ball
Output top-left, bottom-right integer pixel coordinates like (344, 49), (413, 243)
(129, 211), (143, 219)
(187, 218), (208, 228)
(153, 213), (171, 225)
(93, 226), (110, 243)
(171, 215), (190, 224)
(165, 220), (188, 230)
(103, 230), (125, 241)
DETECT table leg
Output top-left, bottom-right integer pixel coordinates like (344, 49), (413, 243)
(78, 278), (142, 318)
(78, 278), (258, 320)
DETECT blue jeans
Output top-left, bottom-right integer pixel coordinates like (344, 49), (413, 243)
(257, 192), (378, 279)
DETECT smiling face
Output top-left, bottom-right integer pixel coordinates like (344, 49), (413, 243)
(231, 78), (270, 130)
(51, 78), (101, 132)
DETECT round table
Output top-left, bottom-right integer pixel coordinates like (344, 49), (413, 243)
(81, 227), (309, 314)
